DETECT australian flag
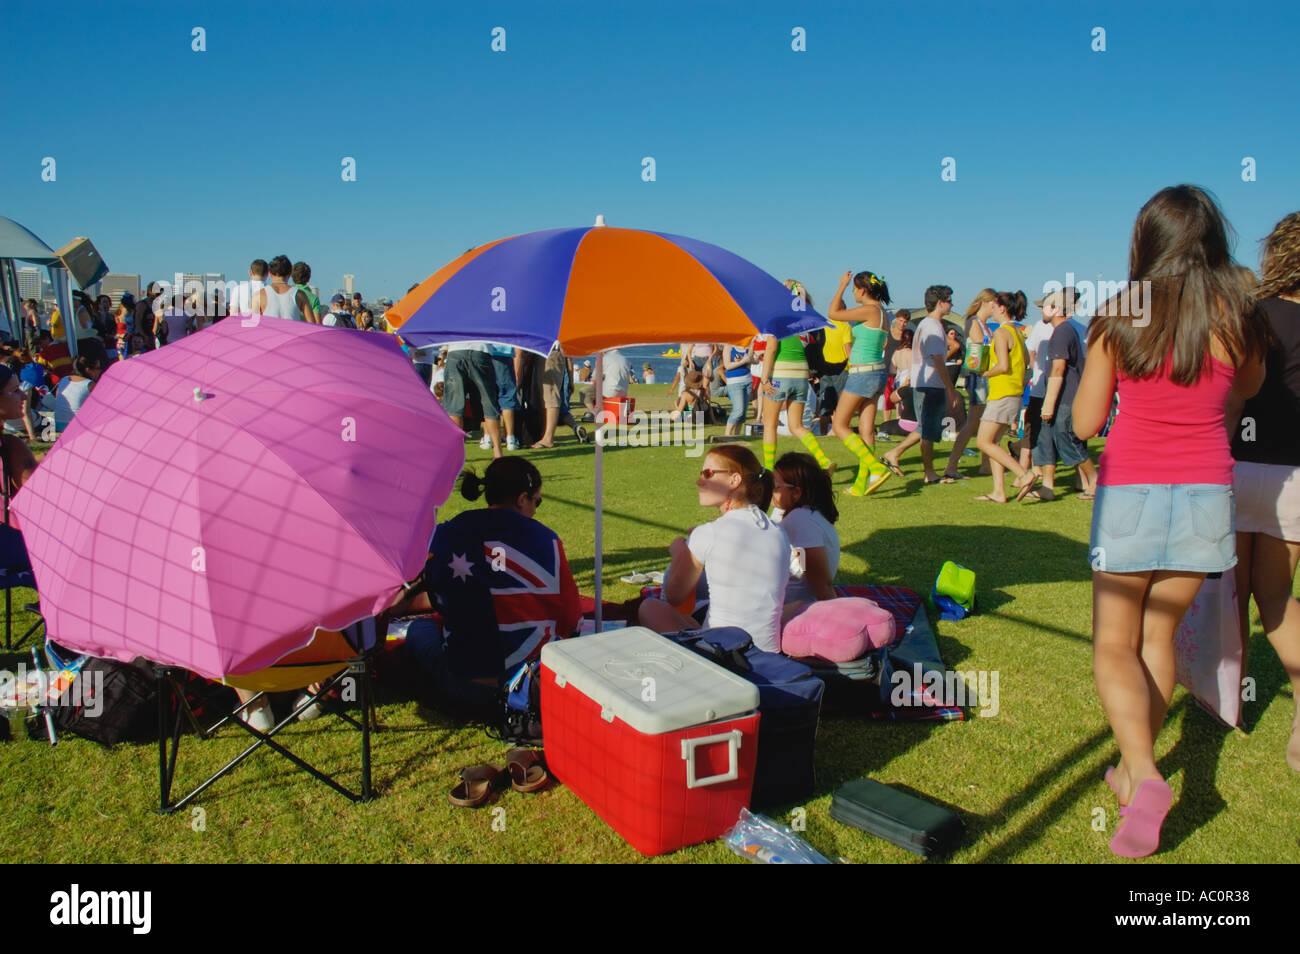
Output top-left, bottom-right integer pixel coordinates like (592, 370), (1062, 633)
(428, 507), (581, 682)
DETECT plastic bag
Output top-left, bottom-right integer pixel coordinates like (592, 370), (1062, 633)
(722, 808), (831, 864)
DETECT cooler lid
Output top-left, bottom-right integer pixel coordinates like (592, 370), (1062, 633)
(541, 627), (760, 735)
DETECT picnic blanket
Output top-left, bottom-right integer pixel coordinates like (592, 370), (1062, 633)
(837, 585), (965, 722)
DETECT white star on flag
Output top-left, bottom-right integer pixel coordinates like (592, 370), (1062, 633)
(449, 552), (474, 581)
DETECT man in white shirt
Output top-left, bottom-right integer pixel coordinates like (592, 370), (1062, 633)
(882, 286), (962, 483)
(580, 348), (631, 418)
(233, 259), (267, 316)
(1018, 300), (1057, 471)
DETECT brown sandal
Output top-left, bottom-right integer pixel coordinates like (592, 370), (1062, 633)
(506, 748), (551, 793)
(448, 764), (507, 807)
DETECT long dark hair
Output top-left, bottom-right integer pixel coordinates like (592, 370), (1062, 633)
(1090, 185), (1269, 384)
(774, 452), (838, 524)
(460, 457), (542, 507)
(708, 444), (774, 511)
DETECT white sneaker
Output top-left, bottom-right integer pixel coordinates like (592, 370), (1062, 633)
(242, 700), (275, 733)
(478, 434), (492, 450)
(506, 436), (520, 451)
(295, 691), (324, 722)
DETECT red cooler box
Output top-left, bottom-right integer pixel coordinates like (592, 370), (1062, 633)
(541, 627), (760, 856)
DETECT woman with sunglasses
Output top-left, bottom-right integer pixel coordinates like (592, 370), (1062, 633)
(639, 444), (790, 653)
(391, 456), (580, 717)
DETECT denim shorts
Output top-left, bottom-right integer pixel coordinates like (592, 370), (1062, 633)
(1032, 403), (1089, 467)
(770, 376), (811, 404)
(844, 368), (887, 400)
(1089, 484), (1236, 574)
(490, 352), (520, 412)
(912, 387), (946, 442)
(442, 350), (500, 420)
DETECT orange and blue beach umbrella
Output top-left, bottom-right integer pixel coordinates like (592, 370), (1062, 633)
(383, 224), (829, 353)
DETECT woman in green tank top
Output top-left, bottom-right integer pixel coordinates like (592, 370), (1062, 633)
(827, 270), (894, 496)
(757, 281), (834, 475)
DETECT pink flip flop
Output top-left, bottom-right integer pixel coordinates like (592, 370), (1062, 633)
(1109, 779), (1173, 858)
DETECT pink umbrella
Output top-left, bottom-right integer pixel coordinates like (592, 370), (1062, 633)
(12, 319), (464, 679)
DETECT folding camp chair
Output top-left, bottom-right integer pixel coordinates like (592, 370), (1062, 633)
(155, 616), (382, 814)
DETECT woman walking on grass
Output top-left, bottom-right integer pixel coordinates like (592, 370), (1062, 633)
(757, 281), (834, 475)
(1231, 210), (1300, 772)
(1074, 185), (1268, 857)
(972, 291), (1036, 502)
(942, 289), (997, 481)
(827, 270), (893, 496)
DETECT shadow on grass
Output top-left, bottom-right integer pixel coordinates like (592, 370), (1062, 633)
(846, 524), (1092, 614)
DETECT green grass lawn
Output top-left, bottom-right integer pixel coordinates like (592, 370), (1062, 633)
(2, 384), (1296, 864)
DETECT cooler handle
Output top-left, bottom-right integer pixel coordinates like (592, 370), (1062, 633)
(681, 730), (742, 789)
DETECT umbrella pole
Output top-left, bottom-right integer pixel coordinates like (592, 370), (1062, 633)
(593, 350), (604, 632)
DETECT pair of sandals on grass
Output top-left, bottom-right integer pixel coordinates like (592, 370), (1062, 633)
(448, 748), (551, 807)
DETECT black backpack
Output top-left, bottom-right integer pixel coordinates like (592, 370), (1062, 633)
(45, 656), (158, 745)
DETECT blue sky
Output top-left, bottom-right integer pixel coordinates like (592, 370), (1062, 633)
(5, 0), (1298, 313)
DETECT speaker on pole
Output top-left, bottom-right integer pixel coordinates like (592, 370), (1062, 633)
(55, 237), (109, 290)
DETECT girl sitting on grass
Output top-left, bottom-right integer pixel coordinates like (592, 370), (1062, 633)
(639, 444), (790, 653)
(771, 452), (840, 615)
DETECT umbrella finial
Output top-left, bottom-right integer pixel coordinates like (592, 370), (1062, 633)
(193, 387), (205, 403)
(594, 214), (606, 227)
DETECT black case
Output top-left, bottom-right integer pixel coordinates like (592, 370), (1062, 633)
(830, 778), (964, 858)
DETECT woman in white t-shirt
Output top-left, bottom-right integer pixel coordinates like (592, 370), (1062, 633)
(639, 444), (790, 653)
(771, 452), (840, 612)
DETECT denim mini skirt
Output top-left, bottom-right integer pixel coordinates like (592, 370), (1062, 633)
(1089, 483), (1235, 574)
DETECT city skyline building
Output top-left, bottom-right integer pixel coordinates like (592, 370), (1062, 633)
(17, 266), (41, 301)
(343, 274), (354, 297)
(100, 273), (141, 306)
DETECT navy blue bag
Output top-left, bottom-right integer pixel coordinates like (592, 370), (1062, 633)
(668, 627), (824, 809)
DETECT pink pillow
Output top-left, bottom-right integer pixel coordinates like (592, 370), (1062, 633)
(781, 598), (896, 662)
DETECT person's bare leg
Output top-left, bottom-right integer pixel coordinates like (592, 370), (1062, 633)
(1092, 570), (1158, 805)
(1250, 534), (1300, 769)
(532, 406), (559, 447)
(919, 440), (938, 482)
(502, 408), (516, 443)
(883, 430), (920, 472)
(945, 403), (983, 477)
(1040, 462), (1057, 495)
(638, 598), (699, 633)
(976, 420), (1015, 500)
(856, 402), (877, 447)
(1137, 571), (1207, 758)
(1078, 459), (1098, 494)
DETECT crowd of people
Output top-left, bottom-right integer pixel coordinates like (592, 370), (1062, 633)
(392, 188), (1300, 861)
(3, 189), (1297, 862)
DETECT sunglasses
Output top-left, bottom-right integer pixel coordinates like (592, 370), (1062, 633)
(699, 468), (736, 479)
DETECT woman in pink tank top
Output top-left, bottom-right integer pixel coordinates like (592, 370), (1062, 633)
(1072, 185), (1269, 858)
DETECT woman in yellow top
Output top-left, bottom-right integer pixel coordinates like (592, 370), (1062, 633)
(974, 291), (1039, 502)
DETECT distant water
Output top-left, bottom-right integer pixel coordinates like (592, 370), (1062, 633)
(572, 344), (689, 384)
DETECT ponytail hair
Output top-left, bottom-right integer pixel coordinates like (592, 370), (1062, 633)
(708, 444), (773, 511)
(852, 271), (892, 305)
(460, 456), (543, 507)
(994, 290), (1027, 322)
